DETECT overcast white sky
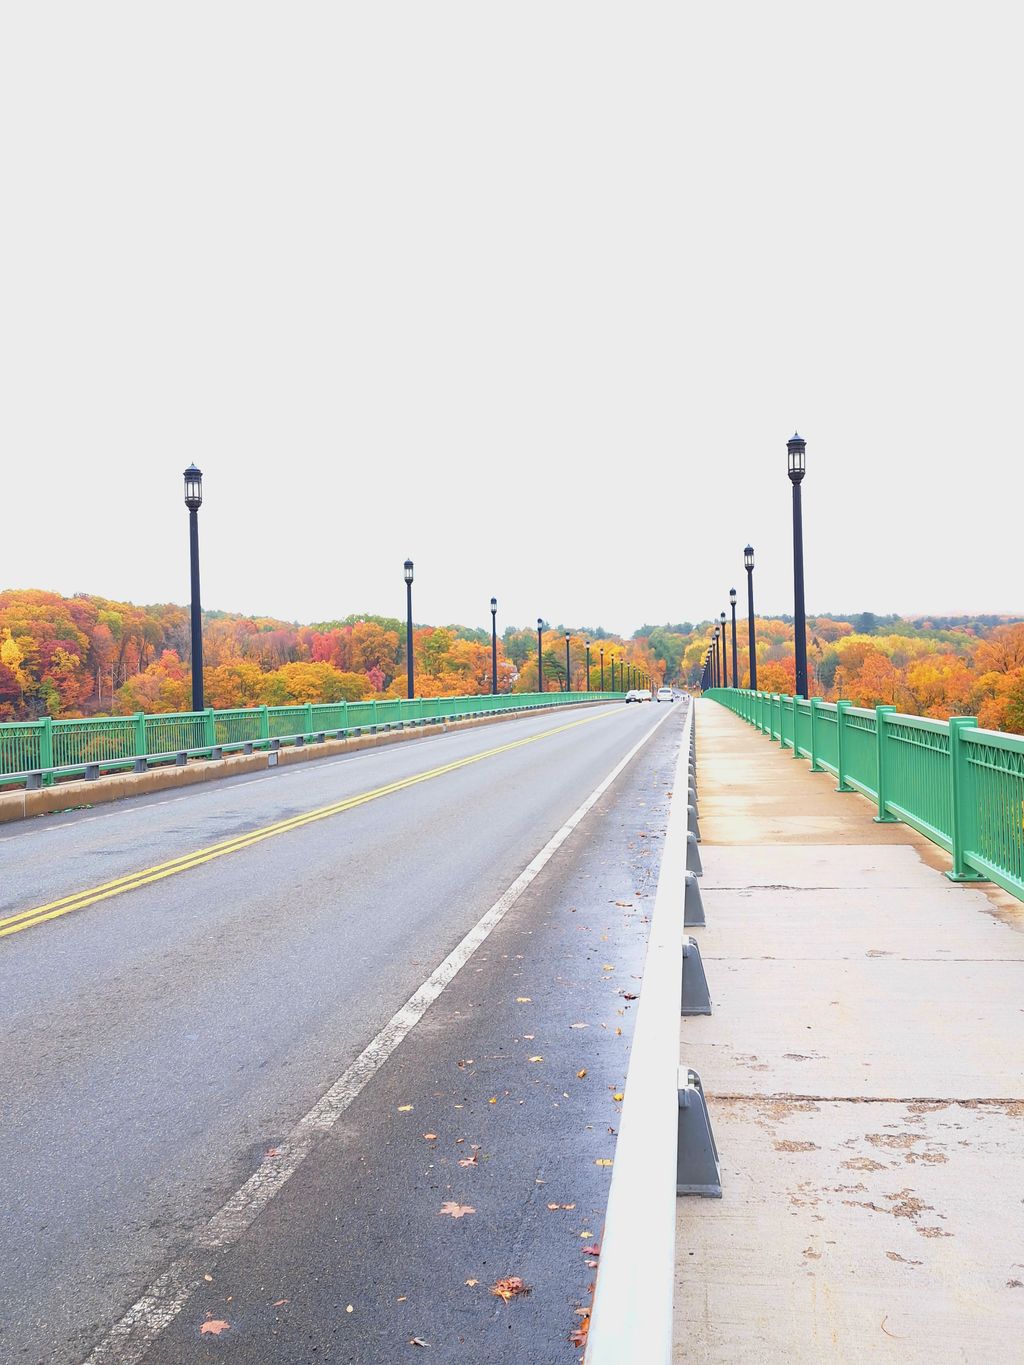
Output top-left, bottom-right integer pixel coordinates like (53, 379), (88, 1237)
(2, 3), (1020, 636)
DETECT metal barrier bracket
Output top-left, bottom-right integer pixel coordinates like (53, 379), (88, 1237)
(681, 935), (712, 1014)
(677, 1067), (722, 1197)
(686, 830), (703, 876)
(683, 870), (706, 927)
(687, 803), (701, 842)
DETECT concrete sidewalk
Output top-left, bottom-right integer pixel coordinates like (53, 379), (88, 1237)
(674, 700), (1024, 1364)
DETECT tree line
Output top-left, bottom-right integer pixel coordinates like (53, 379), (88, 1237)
(2, 589), (1022, 734)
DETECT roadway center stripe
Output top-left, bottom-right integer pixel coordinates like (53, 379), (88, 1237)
(0, 707), (619, 941)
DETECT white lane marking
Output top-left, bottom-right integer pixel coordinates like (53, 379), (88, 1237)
(82, 702), (675, 1364)
(1, 705), (628, 842)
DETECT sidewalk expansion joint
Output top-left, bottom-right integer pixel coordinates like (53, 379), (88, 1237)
(712, 1092), (1024, 1108)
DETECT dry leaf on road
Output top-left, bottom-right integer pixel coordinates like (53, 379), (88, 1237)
(200, 1320), (230, 1336)
(437, 1202), (475, 1219)
(491, 1277), (531, 1302)
(576, 1069), (587, 1079)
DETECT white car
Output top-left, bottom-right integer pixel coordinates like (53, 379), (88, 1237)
(657, 687), (674, 703)
(624, 689), (641, 703)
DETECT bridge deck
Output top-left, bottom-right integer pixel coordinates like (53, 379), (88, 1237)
(675, 700), (1024, 1364)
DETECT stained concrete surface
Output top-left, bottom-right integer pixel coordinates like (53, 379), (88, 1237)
(674, 700), (1024, 1364)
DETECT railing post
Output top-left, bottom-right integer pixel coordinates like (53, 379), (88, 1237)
(946, 717), (984, 883)
(259, 705), (271, 745)
(835, 700), (854, 791)
(792, 695), (803, 758)
(204, 707), (216, 750)
(304, 702), (314, 738)
(40, 715), (54, 787)
(873, 704), (899, 823)
(133, 711), (147, 760)
(809, 697), (823, 771)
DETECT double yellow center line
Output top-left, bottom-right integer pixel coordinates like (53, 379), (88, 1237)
(0, 708), (617, 941)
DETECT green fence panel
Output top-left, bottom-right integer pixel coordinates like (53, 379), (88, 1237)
(0, 720), (45, 785)
(881, 714), (953, 848)
(960, 728), (1024, 899)
(52, 716), (137, 771)
(144, 712), (209, 756)
(815, 703), (840, 775)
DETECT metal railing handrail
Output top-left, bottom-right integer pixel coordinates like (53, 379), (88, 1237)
(0, 691), (623, 790)
(586, 698), (693, 1363)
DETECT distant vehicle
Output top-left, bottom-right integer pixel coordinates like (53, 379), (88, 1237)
(636, 688), (652, 702)
(657, 686), (674, 703)
(624, 689), (641, 703)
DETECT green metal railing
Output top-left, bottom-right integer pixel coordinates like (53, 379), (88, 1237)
(0, 691), (623, 791)
(704, 687), (1024, 903)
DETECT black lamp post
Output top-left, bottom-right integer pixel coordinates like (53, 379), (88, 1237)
(729, 588), (738, 688)
(788, 432), (809, 697)
(565, 633), (571, 692)
(490, 597), (498, 695)
(720, 611), (728, 687)
(744, 544), (758, 691)
(404, 559), (415, 699)
(713, 627), (720, 686)
(183, 464), (204, 713)
(585, 640), (591, 691)
(600, 647), (605, 692)
(537, 618), (544, 693)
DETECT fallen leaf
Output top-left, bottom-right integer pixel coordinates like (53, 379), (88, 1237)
(203, 1274), (213, 1282)
(585, 1259), (599, 1268)
(576, 1069), (587, 1079)
(516, 997), (532, 1003)
(579, 1230), (594, 1238)
(602, 964), (615, 971)
(423, 1133), (437, 1141)
(615, 1027), (622, 1036)
(397, 1105), (413, 1112)
(457, 1059), (474, 1068)
(595, 1158), (613, 1167)
(613, 1092), (624, 1102)
(200, 1320), (230, 1336)
(528, 1056), (544, 1063)
(491, 1276), (532, 1302)
(570, 1312), (591, 1348)
(458, 1155), (478, 1167)
(582, 1244), (601, 1256)
(437, 1202), (476, 1219)
(397, 1296), (407, 1302)
(410, 1338), (431, 1347)
(273, 1299), (289, 1307)
(622, 992), (638, 1001)
(265, 1147), (280, 1157)
(570, 1023), (587, 1029)
(465, 1279), (478, 1287)
(488, 1097), (497, 1104)
(346, 1304), (353, 1313)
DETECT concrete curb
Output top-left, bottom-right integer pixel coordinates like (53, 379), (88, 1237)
(0, 702), (609, 826)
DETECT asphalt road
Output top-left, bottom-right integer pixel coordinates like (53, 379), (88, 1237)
(0, 698), (686, 1364)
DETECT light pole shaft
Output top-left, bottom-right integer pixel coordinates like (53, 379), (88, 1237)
(746, 568), (757, 691)
(406, 582), (414, 700)
(491, 614), (497, 694)
(537, 628), (543, 692)
(731, 603), (738, 688)
(565, 638), (570, 692)
(792, 482), (808, 696)
(189, 508), (203, 712)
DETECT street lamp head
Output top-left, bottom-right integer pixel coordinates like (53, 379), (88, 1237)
(585, 639), (590, 648)
(729, 588), (737, 605)
(744, 544), (755, 570)
(720, 611), (726, 625)
(183, 464), (203, 510)
(714, 626), (719, 640)
(490, 596), (497, 614)
(565, 632), (570, 642)
(537, 617), (543, 630)
(403, 558), (414, 584)
(787, 432), (806, 483)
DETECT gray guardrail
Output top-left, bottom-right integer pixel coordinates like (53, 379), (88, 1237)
(585, 697), (720, 1362)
